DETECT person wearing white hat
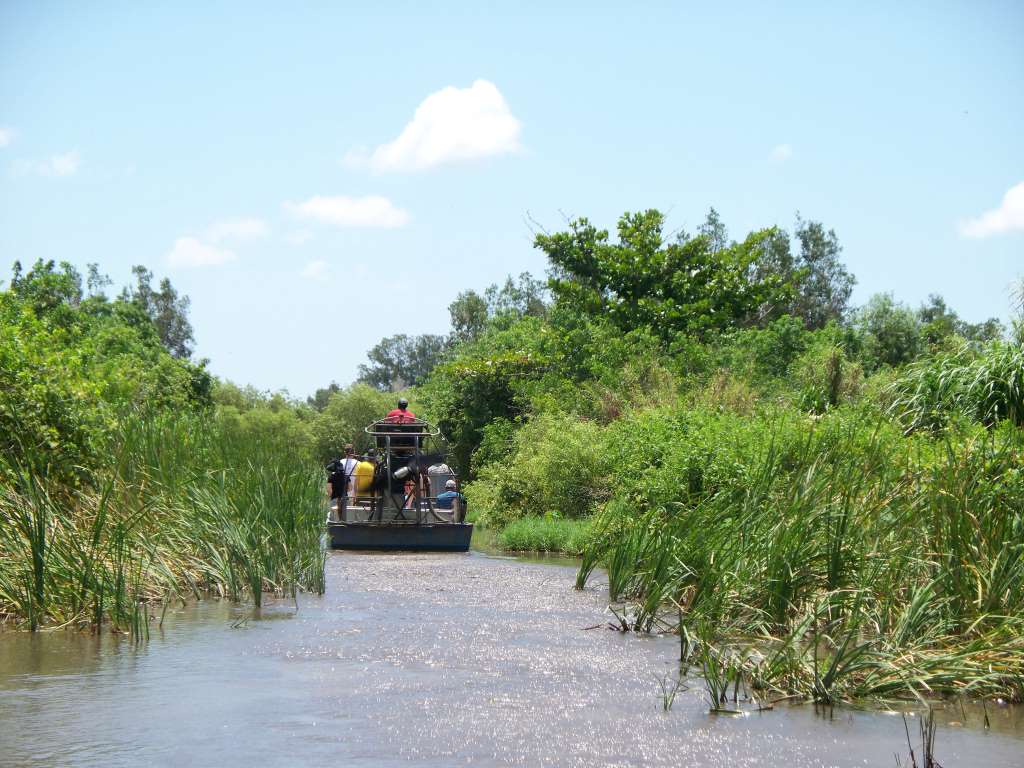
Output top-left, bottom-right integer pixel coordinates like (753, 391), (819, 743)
(435, 478), (464, 511)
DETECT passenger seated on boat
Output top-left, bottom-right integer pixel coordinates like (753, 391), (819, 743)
(436, 479), (464, 510)
(354, 451), (376, 500)
(427, 462), (453, 496)
(384, 397), (417, 424)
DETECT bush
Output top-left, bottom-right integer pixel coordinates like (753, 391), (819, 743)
(465, 413), (611, 527)
(498, 516), (592, 554)
(853, 293), (923, 371)
(792, 339), (862, 414)
(715, 315), (811, 381)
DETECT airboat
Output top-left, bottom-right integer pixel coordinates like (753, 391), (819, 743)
(326, 417), (473, 551)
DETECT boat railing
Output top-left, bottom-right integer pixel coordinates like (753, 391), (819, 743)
(327, 417), (465, 526)
(331, 470), (465, 526)
(364, 417), (441, 437)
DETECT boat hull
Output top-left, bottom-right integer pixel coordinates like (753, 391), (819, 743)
(327, 521), (474, 551)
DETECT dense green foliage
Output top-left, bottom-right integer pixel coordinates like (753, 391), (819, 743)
(572, 410), (1024, 701)
(414, 207), (1023, 703)
(888, 340), (1024, 432)
(4, 202), (1021, 707)
(498, 516), (592, 555)
(1, 260), (211, 487)
(357, 333), (448, 390)
(0, 261), (325, 632)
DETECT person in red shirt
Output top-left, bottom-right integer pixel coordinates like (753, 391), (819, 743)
(385, 397), (417, 423)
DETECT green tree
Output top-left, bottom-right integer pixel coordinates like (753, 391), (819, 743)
(790, 216), (856, 329)
(697, 206), (729, 253)
(448, 273), (549, 346)
(2, 259), (212, 483)
(307, 381), (341, 412)
(9, 259), (83, 322)
(122, 266), (195, 359)
(357, 334), (448, 391)
(917, 294), (1003, 345)
(484, 272), (549, 318)
(86, 263), (112, 297)
(917, 294), (959, 344)
(310, 384), (400, 462)
(854, 293), (923, 370)
(448, 290), (489, 343)
(538, 209), (795, 341)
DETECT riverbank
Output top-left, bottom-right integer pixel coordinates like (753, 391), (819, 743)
(469, 408), (1024, 706)
(1, 549), (1020, 767)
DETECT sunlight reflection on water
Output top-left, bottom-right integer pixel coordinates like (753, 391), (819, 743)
(0, 549), (1021, 767)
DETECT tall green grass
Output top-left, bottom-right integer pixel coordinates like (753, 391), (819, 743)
(498, 516), (592, 554)
(889, 340), (1024, 433)
(577, 412), (1024, 703)
(0, 410), (326, 634)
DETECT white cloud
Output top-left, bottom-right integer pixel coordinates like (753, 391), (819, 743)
(0, 127), (13, 148)
(47, 150), (80, 176)
(166, 237), (236, 268)
(300, 259), (329, 280)
(346, 79), (522, 172)
(959, 182), (1024, 238)
(284, 195), (409, 228)
(286, 229), (314, 246)
(14, 150), (81, 176)
(206, 217), (269, 242)
(769, 143), (793, 163)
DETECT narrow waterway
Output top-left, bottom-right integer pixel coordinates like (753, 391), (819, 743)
(0, 549), (1021, 767)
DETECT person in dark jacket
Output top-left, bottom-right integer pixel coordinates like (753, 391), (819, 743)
(326, 457), (349, 518)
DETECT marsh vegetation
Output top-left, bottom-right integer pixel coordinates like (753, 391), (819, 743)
(0, 261), (325, 634)
(3, 207), (1023, 711)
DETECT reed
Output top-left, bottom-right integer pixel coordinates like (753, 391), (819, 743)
(0, 410), (327, 632)
(656, 672), (687, 711)
(889, 340), (1024, 433)
(897, 708), (942, 768)
(578, 411), (1024, 703)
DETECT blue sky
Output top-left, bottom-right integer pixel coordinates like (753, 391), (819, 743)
(1, 1), (1021, 397)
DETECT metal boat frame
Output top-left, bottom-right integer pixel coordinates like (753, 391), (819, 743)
(326, 417), (473, 551)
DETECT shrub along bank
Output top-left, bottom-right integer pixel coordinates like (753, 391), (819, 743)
(450, 336), (1024, 702)
(411, 209), (1024, 703)
(0, 261), (326, 634)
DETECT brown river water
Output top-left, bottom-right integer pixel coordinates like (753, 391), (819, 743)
(1, 548), (1021, 767)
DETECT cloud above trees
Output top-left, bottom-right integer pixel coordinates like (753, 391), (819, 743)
(345, 79), (521, 172)
(165, 216), (267, 268)
(284, 195), (409, 228)
(166, 237), (236, 268)
(960, 181), (1024, 238)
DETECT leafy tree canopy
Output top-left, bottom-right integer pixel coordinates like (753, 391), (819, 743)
(357, 333), (448, 391)
(448, 272), (549, 344)
(2, 259), (210, 484)
(120, 265), (196, 359)
(537, 209), (796, 340)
